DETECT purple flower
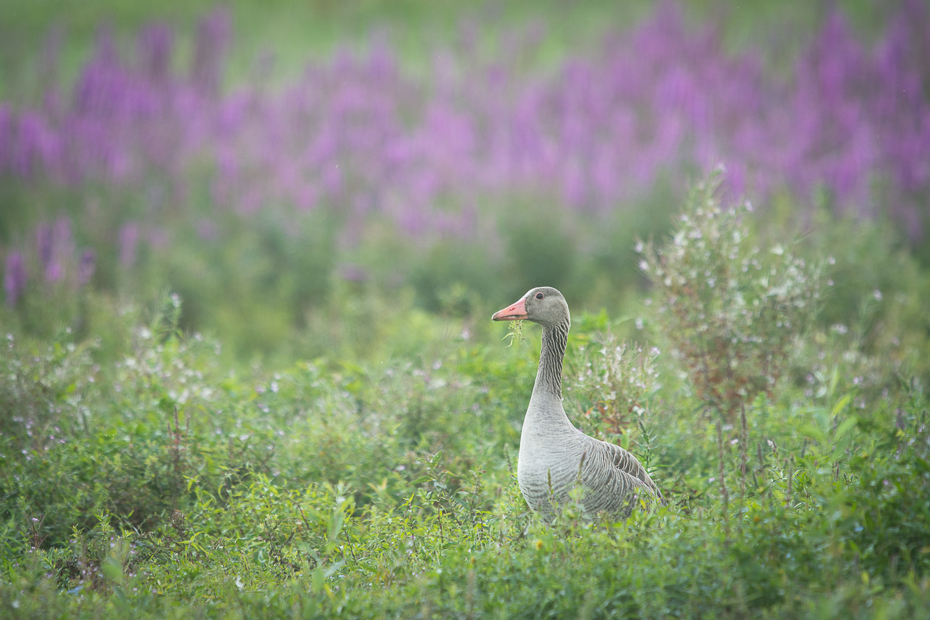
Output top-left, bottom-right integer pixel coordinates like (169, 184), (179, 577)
(0, 2), (928, 252)
(191, 8), (232, 95)
(4, 251), (27, 306)
(138, 23), (174, 82)
(35, 223), (54, 274)
(44, 218), (74, 283)
(78, 249), (95, 286)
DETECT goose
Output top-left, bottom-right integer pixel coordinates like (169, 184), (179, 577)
(492, 286), (661, 520)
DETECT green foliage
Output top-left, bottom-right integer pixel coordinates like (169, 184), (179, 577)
(797, 216), (930, 401)
(643, 171), (825, 420)
(566, 330), (661, 449)
(2, 185), (930, 618)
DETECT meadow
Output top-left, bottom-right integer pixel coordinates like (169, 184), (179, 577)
(1, 1), (930, 617)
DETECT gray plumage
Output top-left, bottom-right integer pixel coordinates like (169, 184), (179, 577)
(492, 286), (661, 520)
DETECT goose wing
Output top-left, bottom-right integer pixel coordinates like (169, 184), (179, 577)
(597, 439), (662, 500)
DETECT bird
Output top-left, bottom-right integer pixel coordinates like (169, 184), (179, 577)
(492, 286), (661, 520)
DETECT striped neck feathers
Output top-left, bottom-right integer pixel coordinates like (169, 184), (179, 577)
(534, 320), (569, 399)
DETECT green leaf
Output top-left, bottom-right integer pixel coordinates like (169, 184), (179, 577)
(327, 507), (345, 543)
(831, 394), (852, 418)
(799, 423), (826, 443)
(834, 416), (858, 440)
(828, 367), (839, 397)
(312, 565), (325, 594)
(813, 407), (831, 435)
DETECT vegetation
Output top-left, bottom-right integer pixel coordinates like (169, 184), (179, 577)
(1, 1), (930, 618)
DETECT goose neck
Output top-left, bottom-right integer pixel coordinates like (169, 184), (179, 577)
(533, 321), (569, 399)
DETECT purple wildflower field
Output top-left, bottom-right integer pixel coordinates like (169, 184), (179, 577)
(2, 2), (929, 310)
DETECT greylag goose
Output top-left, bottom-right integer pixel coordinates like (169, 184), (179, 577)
(493, 286), (661, 519)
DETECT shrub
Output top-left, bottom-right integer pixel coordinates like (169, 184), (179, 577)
(566, 328), (661, 458)
(642, 171), (826, 538)
(642, 170), (825, 423)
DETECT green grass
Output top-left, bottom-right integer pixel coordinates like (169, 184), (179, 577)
(1, 292), (929, 618)
(2, 193), (930, 617)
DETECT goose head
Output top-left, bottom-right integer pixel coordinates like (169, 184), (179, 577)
(491, 286), (570, 329)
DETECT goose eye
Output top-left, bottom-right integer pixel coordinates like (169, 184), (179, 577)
(535, 292), (544, 300)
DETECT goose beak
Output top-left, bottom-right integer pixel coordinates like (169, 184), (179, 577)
(492, 298), (528, 321)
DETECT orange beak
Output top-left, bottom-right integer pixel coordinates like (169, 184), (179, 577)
(492, 297), (528, 321)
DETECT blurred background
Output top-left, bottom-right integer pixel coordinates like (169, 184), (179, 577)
(1, 0), (927, 365)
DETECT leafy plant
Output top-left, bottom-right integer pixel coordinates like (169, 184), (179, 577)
(566, 331), (661, 451)
(642, 170), (825, 537)
(643, 170), (824, 422)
